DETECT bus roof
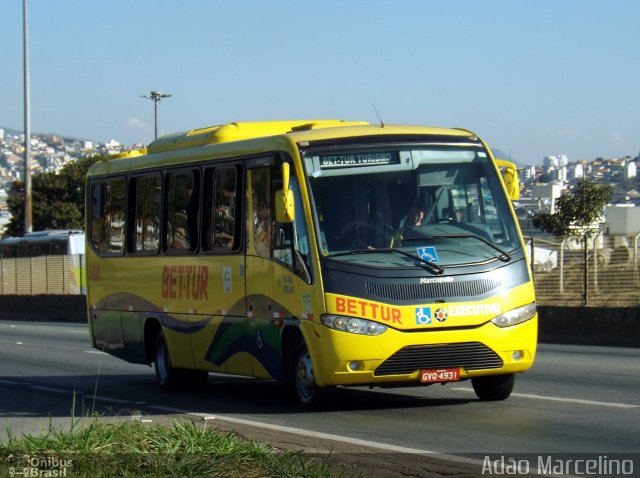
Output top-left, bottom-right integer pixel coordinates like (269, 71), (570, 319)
(88, 120), (479, 176)
(0, 230), (85, 255)
(147, 120), (371, 154)
(22, 230), (83, 238)
(0, 230), (83, 244)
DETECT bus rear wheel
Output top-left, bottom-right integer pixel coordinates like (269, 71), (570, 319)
(471, 373), (515, 401)
(154, 332), (177, 387)
(153, 331), (208, 389)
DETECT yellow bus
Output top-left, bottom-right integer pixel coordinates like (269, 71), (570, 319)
(85, 120), (537, 407)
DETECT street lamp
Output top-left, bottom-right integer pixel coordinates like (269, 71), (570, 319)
(23, 0), (32, 233)
(141, 91), (171, 139)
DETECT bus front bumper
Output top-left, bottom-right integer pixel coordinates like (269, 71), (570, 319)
(304, 315), (537, 387)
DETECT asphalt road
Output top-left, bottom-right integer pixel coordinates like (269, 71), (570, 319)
(1, 320), (639, 472)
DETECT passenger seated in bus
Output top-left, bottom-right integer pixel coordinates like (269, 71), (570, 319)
(186, 187), (199, 251)
(212, 204), (234, 248)
(168, 186), (199, 251)
(254, 205), (272, 257)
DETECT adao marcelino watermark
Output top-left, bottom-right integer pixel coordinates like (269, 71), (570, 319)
(481, 454), (637, 477)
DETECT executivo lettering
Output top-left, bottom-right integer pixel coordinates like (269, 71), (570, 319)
(448, 303), (501, 317)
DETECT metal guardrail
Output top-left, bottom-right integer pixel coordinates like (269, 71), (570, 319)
(1, 243), (639, 307)
(527, 235), (640, 307)
(0, 255), (85, 295)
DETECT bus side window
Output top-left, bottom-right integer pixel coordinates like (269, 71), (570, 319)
(203, 166), (239, 251)
(250, 167), (272, 259)
(90, 182), (104, 251)
(49, 241), (66, 255)
(165, 171), (199, 253)
(90, 178), (126, 254)
(273, 216), (293, 267)
(134, 175), (161, 253)
(291, 178), (313, 282)
(273, 171), (313, 282)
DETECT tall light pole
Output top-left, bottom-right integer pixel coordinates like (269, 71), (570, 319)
(141, 91), (171, 139)
(23, 0), (32, 233)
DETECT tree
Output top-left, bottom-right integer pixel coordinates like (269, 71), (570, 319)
(5, 154), (103, 236)
(532, 180), (612, 305)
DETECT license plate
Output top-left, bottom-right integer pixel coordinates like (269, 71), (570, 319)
(420, 368), (461, 383)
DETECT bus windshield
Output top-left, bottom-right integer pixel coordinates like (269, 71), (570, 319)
(303, 144), (520, 267)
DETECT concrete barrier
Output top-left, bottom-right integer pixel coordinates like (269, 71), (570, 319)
(537, 305), (640, 348)
(0, 295), (86, 323)
(0, 296), (638, 347)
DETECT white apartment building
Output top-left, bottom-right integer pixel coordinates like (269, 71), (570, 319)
(543, 154), (569, 183)
(569, 162), (585, 180)
(520, 165), (537, 181)
(543, 154), (568, 169)
(532, 182), (563, 214)
(625, 159), (637, 179)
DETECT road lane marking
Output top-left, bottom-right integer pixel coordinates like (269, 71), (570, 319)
(84, 350), (108, 355)
(91, 395), (132, 404)
(149, 404), (496, 468)
(148, 404), (479, 459)
(0, 379), (31, 386)
(190, 412), (442, 454)
(148, 405), (189, 414)
(451, 387), (639, 409)
(1, 380), (137, 406)
(30, 386), (68, 394)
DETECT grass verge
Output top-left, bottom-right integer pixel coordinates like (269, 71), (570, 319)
(0, 418), (353, 477)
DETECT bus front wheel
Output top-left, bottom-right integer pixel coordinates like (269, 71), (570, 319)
(471, 373), (515, 401)
(290, 341), (328, 408)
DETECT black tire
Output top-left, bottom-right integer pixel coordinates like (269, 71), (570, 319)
(471, 374), (515, 401)
(289, 340), (327, 408)
(154, 331), (177, 388)
(153, 332), (208, 389)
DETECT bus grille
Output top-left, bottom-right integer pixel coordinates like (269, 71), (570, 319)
(374, 342), (503, 376)
(366, 278), (501, 301)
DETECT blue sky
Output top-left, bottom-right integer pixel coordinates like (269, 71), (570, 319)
(1, 0), (638, 165)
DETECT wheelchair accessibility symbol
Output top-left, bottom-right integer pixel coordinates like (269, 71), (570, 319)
(416, 246), (439, 263)
(415, 307), (432, 325)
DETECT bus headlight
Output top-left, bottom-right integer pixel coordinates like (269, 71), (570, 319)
(321, 315), (388, 336)
(491, 303), (537, 328)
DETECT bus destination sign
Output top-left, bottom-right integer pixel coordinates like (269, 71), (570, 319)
(318, 151), (398, 168)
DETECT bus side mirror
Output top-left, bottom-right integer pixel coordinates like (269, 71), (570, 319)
(496, 159), (520, 201)
(275, 163), (295, 223)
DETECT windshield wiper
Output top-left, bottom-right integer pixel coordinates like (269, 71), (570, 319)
(403, 233), (512, 262)
(326, 248), (444, 274)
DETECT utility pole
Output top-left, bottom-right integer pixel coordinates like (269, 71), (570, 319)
(141, 91), (171, 139)
(23, 0), (32, 233)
